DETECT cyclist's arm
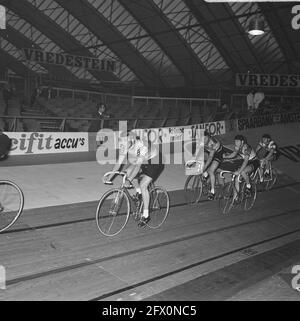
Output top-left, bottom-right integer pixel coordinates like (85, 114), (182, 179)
(236, 155), (249, 174)
(264, 149), (274, 162)
(106, 146), (127, 181)
(203, 149), (216, 172)
(223, 149), (238, 159)
(255, 144), (262, 153)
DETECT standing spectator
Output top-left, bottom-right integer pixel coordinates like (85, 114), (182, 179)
(30, 86), (42, 108)
(253, 89), (265, 112)
(2, 83), (12, 115)
(246, 90), (255, 112)
(88, 103), (111, 133)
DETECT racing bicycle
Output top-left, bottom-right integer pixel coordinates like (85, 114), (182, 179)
(96, 171), (170, 237)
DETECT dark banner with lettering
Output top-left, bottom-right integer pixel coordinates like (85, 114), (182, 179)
(237, 112), (300, 131)
(22, 48), (116, 73)
(236, 73), (300, 88)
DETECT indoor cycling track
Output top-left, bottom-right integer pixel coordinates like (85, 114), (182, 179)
(0, 173), (300, 301)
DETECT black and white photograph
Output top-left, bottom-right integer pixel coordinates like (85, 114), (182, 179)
(0, 0), (300, 306)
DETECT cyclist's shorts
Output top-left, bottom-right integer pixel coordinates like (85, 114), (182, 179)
(141, 164), (164, 182)
(248, 159), (260, 172)
(213, 146), (225, 164)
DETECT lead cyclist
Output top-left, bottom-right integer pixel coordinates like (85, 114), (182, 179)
(104, 130), (164, 227)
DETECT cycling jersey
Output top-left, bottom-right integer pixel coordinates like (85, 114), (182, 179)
(259, 140), (277, 153)
(0, 133), (11, 159)
(120, 139), (157, 161)
(235, 143), (257, 160)
(205, 136), (222, 153)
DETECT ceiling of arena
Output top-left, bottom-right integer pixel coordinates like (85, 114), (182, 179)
(0, 0), (298, 88)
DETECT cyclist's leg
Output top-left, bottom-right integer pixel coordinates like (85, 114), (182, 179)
(208, 160), (219, 199)
(234, 176), (240, 200)
(140, 175), (152, 218)
(124, 164), (140, 187)
(241, 165), (253, 188)
(138, 164), (164, 226)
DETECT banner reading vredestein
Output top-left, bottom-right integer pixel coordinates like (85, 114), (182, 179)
(6, 132), (89, 156)
(22, 48), (116, 73)
(236, 73), (300, 88)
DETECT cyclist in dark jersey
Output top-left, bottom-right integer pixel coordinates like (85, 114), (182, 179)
(224, 135), (259, 201)
(255, 134), (279, 178)
(203, 130), (225, 200)
(0, 129), (11, 160)
(0, 129), (11, 212)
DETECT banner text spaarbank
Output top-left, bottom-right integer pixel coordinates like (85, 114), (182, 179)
(6, 132), (89, 156)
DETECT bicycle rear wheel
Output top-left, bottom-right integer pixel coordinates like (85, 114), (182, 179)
(147, 186), (170, 229)
(219, 182), (234, 214)
(96, 188), (130, 237)
(184, 175), (202, 205)
(0, 180), (24, 233)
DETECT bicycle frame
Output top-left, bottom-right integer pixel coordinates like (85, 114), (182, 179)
(251, 160), (274, 183)
(219, 170), (243, 198)
(103, 171), (157, 214)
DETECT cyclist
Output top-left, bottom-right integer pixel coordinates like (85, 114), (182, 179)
(0, 128), (12, 211)
(202, 130), (225, 200)
(0, 128), (11, 161)
(104, 130), (164, 227)
(223, 135), (260, 202)
(255, 134), (279, 178)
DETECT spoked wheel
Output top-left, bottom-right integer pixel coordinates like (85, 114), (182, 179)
(96, 188), (130, 237)
(147, 186), (170, 229)
(219, 182), (234, 214)
(264, 168), (278, 191)
(242, 181), (257, 211)
(184, 175), (202, 205)
(0, 180), (24, 233)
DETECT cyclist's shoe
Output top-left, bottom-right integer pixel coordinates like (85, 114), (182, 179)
(244, 186), (252, 197)
(202, 175), (208, 182)
(207, 192), (215, 201)
(138, 216), (150, 228)
(124, 182), (134, 189)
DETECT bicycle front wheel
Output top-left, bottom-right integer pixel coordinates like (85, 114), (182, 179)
(265, 168), (278, 191)
(219, 182), (234, 214)
(242, 182), (257, 211)
(184, 175), (202, 205)
(0, 180), (24, 233)
(147, 186), (170, 229)
(96, 188), (130, 237)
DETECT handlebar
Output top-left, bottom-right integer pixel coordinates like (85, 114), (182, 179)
(219, 170), (242, 182)
(103, 171), (128, 185)
(185, 160), (203, 168)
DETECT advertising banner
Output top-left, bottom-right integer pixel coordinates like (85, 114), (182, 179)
(6, 132), (89, 156)
(237, 112), (300, 131)
(22, 48), (116, 73)
(236, 73), (300, 88)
